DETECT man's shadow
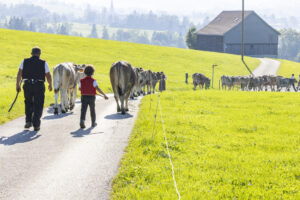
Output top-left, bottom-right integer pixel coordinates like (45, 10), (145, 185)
(70, 127), (103, 138)
(0, 130), (41, 146)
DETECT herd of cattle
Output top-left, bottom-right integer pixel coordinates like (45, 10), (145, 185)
(192, 73), (299, 92)
(50, 62), (298, 115)
(220, 75), (298, 92)
(52, 61), (165, 115)
(110, 61), (164, 114)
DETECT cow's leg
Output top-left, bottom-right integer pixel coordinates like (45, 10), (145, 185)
(70, 87), (76, 110)
(137, 85), (142, 96)
(54, 89), (59, 115)
(120, 95), (125, 114)
(112, 85), (121, 112)
(60, 89), (67, 113)
(64, 89), (70, 112)
(69, 88), (73, 110)
(143, 86), (146, 95)
(124, 90), (131, 112)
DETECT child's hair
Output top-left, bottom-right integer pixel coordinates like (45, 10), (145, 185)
(84, 65), (95, 76)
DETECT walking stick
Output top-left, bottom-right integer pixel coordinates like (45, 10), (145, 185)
(8, 79), (23, 112)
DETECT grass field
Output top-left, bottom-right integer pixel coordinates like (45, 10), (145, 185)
(0, 28), (259, 125)
(112, 91), (300, 199)
(1, 28), (299, 199)
(277, 59), (300, 78)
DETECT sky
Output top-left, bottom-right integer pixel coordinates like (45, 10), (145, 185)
(3, 0), (300, 17)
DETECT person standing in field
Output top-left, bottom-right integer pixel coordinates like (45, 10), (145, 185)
(159, 72), (167, 92)
(79, 65), (109, 129)
(16, 47), (52, 131)
(185, 73), (188, 84)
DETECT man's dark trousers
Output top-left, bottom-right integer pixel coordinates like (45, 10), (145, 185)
(80, 96), (96, 124)
(23, 81), (45, 128)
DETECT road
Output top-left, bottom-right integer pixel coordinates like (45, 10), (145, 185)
(0, 95), (141, 200)
(252, 58), (281, 76)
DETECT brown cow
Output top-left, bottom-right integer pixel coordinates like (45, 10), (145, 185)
(110, 61), (136, 114)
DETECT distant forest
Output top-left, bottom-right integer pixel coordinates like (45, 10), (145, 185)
(0, 3), (300, 62)
(0, 3), (205, 49)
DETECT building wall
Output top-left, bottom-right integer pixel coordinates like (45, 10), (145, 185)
(225, 44), (278, 56)
(224, 13), (279, 56)
(196, 35), (224, 52)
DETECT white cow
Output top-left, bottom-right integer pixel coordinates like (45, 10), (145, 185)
(53, 62), (85, 115)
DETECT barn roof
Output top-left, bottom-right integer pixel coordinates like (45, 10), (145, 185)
(196, 11), (279, 36)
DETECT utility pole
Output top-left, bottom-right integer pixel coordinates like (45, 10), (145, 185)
(242, 0), (245, 61)
(241, 0), (253, 76)
(211, 64), (218, 88)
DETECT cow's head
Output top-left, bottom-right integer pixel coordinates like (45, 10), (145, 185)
(74, 64), (86, 83)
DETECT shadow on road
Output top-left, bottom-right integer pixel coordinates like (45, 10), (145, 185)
(104, 113), (133, 120)
(43, 112), (73, 120)
(70, 127), (103, 138)
(0, 130), (41, 146)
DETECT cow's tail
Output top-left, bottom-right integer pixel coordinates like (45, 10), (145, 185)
(53, 65), (62, 94)
(116, 62), (125, 96)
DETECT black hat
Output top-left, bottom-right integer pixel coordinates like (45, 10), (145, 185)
(31, 46), (41, 54)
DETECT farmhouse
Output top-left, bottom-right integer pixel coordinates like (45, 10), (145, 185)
(196, 11), (280, 58)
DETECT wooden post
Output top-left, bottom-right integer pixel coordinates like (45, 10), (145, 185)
(212, 64), (218, 89)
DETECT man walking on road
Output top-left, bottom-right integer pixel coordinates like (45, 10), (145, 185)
(16, 47), (52, 131)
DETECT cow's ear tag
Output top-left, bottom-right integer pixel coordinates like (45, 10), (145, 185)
(79, 69), (84, 72)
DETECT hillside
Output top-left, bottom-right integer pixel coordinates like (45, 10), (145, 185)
(0, 28), (259, 124)
(277, 59), (300, 78)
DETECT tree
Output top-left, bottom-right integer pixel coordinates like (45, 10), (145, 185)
(6, 17), (28, 30)
(185, 26), (197, 49)
(57, 24), (69, 35)
(89, 24), (98, 38)
(28, 22), (36, 32)
(279, 29), (300, 61)
(102, 26), (109, 39)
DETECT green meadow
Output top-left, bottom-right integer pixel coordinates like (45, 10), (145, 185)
(112, 91), (300, 199)
(0, 29), (300, 199)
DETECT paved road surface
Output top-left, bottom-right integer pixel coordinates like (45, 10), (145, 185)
(0, 95), (141, 200)
(252, 58), (281, 76)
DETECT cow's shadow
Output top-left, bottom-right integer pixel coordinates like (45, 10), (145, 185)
(43, 112), (73, 120)
(0, 130), (41, 146)
(104, 113), (133, 120)
(70, 127), (103, 138)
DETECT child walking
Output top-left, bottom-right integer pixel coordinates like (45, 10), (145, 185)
(79, 65), (108, 128)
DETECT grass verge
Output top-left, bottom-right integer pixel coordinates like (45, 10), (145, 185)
(112, 90), (300, 199)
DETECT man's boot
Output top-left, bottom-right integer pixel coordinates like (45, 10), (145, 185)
(24, 122), (32, 129)
(80, 120), (86, 129)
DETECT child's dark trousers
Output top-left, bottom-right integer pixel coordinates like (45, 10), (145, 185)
(80, 96), (96, 124)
